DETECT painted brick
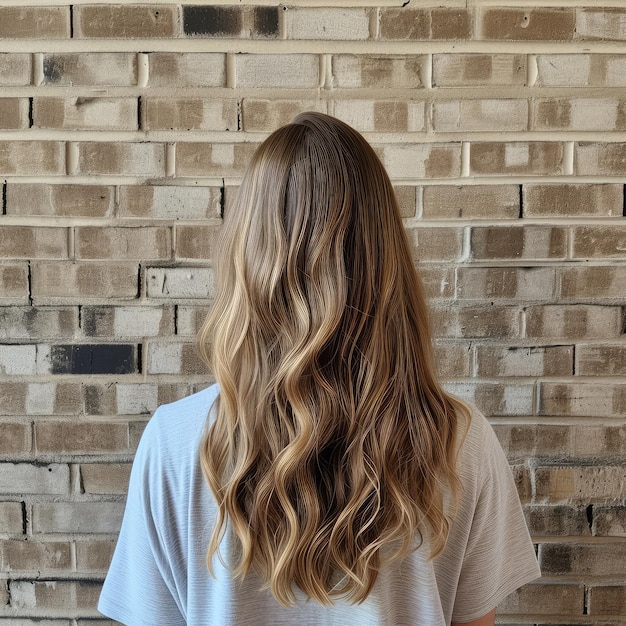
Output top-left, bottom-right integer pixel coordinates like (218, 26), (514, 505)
(576, 9), (626, 42)
(0, 54), (31, 86)
(75, 540), (116, 571)
(536, 466), (626, 503)
(0, 422), (30, 455)
(418, 267), (456, 300)
(380, 8), (471, 41)
(534, 98), (626, 131)
(523, 505), (589, 536)
(49, 344), (138, 375)
(376, 143), (461, 179)
(593, 507), (626, 537)
(576, 142), (626, 176)
(81, 305), (173, 338)
(80, 464), (131, 495)
(10, 580), (102, 611)
(0, 502), (24, 535)
(31, 262), (139, 301)
(42, 53), (137, 86)
(470, 142), (564, 176)
(523, 184), (622, 217)
(119, 185), (221, 220)
(577, 345), (626, 376)
(432, 342), (471, 378)
(0, 307), (77, 340)
(182, 6), (278, 38)
(42, 409), (126, 457)
(433, 54), (526, 87)
(75, 5), (176, 38)
(422, 185), (520, 219)
(433, 99), (527, 132)
(284, 8), (370, 40)
(144, 98), (238, 131)
(0, 227), (68, 260)
(443, 381), (534, 416)
(1, 540), (71, 571)
(470, 226), (566, 260)
(176, 142), (258, 178)
(0, 141), (64, 176)
(588, 585), (626, 615)
(176, 306), (211, 336)
(539, 382), (626, 417)
(76, 226), (171, 261)
(332, 55), (426, 89)
(525, 305), (622, 339)
(33, 97), (138, 131)
(242, 99), (327, 132)
(479, 8), (575, 41)
(148, 53), (225, 87)
(475, 345), (572, 377)
(6, 184), (114, 218)
(32, 502), (124, 534)
(431, 306), (521, 339)
(146, 341), (206, 375)
(146, 267), (215, 299)
(498, 583), (584, 615)
(0, 264), (29, 303)
(406, 227), (464, 262)
(537, 54), (626, 87)
(333, 100), (425, 133)
(560, 266), (626, 301)
(456, 267), (555, 301)
(175, 225), (220, 260)
(234, 54), (319, 88)
(76, 142), (165, 177)
(0, 7), (69, 39)
(541, 543), (626, 577)
(0, 463), (68, 495)
(0, 98), (28, 130)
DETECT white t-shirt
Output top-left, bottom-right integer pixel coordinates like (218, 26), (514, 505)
(98, 383), (540, 625)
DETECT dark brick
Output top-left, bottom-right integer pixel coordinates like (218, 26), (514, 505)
(183, 6), (241, 36)
(525, 505), (590, 536)
(81, 306), (109, 337)
(42, 57), (61, 83)
(540, 543), (572, 574)
(254, 7), (279, 37)
(50, 344), (137, 375)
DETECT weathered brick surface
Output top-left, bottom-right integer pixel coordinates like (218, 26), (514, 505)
(4, 2), (626, 622)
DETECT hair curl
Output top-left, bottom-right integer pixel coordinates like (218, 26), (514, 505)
(198, 112), (469, 607)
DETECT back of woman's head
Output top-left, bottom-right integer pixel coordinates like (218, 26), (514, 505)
(198, 111), (468, 606)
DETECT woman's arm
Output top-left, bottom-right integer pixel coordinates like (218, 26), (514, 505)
(452, 608), (496, 626)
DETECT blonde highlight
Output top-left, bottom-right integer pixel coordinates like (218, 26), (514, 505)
(198, 112), (470, 607)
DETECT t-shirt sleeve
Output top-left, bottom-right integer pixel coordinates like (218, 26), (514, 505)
(98, 410), (187, 626)
(451, 418), (541, 623)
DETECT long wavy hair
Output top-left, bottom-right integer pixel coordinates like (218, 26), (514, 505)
(198, 112), (469, 607)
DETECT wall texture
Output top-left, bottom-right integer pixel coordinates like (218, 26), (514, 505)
(0, 1), (625, 624)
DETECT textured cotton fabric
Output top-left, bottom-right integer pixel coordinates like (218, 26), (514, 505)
(98, 383), (540, 625)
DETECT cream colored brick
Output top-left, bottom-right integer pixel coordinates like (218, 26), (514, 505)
(332, 55), (426, 89)
(0, 141), (64, 176)
(536, 54), (590, 87)
(470, 142), (563, 176)
(119, 185), (221, 220)
(33, 97), (138, 131)
(525, 305), (622, 340)
(475, 345), (572, 377)
(575, 142), (626, 176)
(576, 8), (626, 41)
(443, 381), (534, 416)
(0, 53), (31, 86)
(144, 98), (237, 131)
(433, 99), (527, 132)
(241, 99), (327, 132)
(333, 100), (424, 132)
(234, 54), (319, 88)
(77, 142), (165, 177)
(148, 53), (226, 87)
(284, 8), (370, 40)
(42, 53), (137, 86)
(176, 142), (258, 178)
(377, 144), (461, 179)
(536, 466), (626, 503)
(146, 267), (215, 299)
(534, 98), (626, 131)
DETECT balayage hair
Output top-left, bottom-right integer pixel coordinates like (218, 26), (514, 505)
(198, 112), (470, 607)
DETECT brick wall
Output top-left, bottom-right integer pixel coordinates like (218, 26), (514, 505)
(1, 2), (625, 624)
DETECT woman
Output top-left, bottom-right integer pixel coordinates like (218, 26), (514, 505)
(98, 112), (540, 625)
